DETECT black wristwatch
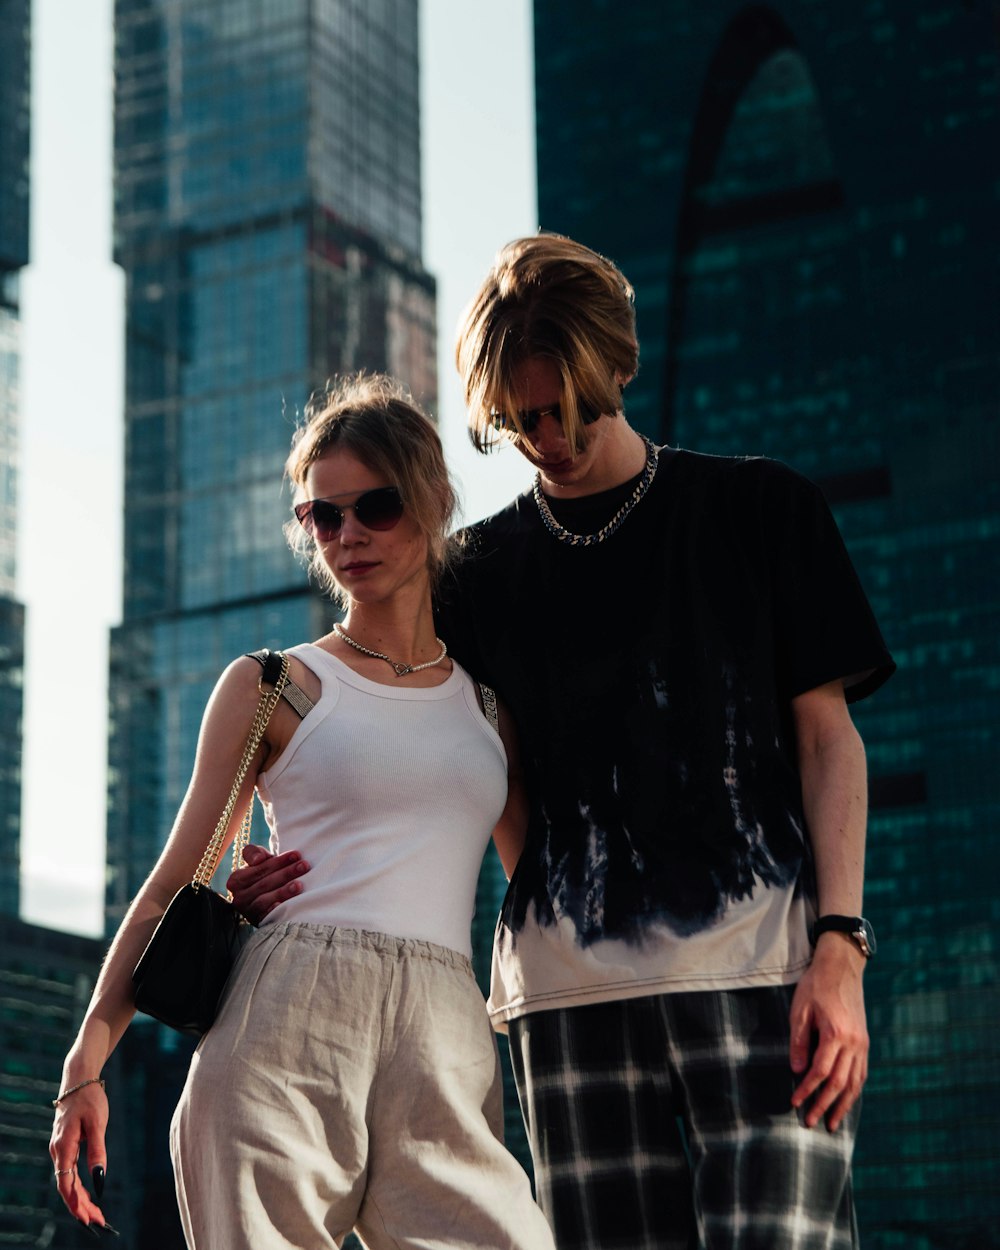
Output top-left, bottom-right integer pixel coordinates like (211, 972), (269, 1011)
(811, 915), (876, 959)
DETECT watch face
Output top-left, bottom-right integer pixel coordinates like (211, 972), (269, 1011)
(856, 918), (877, 957)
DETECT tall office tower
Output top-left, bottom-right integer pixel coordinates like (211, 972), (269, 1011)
(533, 3), (998, 1246)
(0, 0), (29, 919)
(107, 2), (435, 1240)
(0, 10), (107, 1248)
(108, 0), (435, 924)
(0, 14), (75, 1248)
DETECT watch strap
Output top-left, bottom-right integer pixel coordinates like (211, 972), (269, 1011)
(811, 914), (874, 957)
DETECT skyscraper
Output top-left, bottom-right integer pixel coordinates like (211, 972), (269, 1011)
(107, 2), (436, 1240)
(0, 0), (29, 919)
(0, 14), (107, 1250)
(532, 2), (999, 1246)
(0, 918), (106, 1250)
(107, 0), (435, 918)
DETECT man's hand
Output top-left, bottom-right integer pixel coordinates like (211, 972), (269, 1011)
(789, 934), (868, 1131)
(227, 844), (310, 924)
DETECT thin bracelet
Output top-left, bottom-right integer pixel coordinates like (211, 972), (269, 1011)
(52, 1077), (105, 1108)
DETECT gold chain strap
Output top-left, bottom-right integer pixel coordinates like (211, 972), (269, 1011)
(192, 653), (290, 897)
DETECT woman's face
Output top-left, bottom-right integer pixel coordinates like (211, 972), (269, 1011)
(302, 448), (429, 606)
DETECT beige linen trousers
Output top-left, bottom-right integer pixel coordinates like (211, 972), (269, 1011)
(170, 922), (554, 1250)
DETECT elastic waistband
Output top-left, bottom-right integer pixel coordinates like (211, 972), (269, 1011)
(255, 920), (473, 972)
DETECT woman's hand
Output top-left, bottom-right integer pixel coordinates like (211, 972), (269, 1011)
(49, 1081), (113, 1229)
(45, 655), (278, 1232)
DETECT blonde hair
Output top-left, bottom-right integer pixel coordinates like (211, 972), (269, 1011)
(284, 374), (459, 603)
(456, 233), (639, 453)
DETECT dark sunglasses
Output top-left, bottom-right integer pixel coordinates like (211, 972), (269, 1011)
(293, 486), (404, 541)
(490, 399), (603, 435)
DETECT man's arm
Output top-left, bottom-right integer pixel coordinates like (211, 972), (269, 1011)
(228, 844), (310, 923)
(491, 699), (529, 879)
(788, 678), (870, 1132)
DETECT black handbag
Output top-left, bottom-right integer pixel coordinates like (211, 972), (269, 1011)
(132, 651), (290, 1036)
(132, 883), (253, 1036)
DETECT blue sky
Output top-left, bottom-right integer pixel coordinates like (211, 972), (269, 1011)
(19, 0), (537, 934)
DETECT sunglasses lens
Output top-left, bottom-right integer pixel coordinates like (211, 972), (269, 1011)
(295, 500), (343, 540)
(295, 488), (403, 538)
(293, 501), (315, 534)
(355, 487), (404, 530)
(580, 402), (602, 426)
(492, 393), (607, 437)
(490, 409), (540, 434)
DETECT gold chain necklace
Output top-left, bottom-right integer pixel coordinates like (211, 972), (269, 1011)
(532, 434), (660, 547)
(333, 623), (448, 678)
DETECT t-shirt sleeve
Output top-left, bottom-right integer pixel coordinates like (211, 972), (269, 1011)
(760, 461), (895, 704)
(433, 528), (489, 681)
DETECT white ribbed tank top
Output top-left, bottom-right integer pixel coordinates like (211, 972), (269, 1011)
(255, 644), (508, 958)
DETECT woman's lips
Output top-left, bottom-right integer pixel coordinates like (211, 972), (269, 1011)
(340, 561), (379, 575)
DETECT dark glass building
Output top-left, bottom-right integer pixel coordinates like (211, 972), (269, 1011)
(0, 0), (29, 920)
(0, 10), (106, 1248)
(533, 2), (999, 1245)
(0, 919), (106, 1249)
(107, 1), (436, 1240)
(108, 0), (436, 928)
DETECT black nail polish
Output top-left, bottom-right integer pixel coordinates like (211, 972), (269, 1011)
(75, 1221), (101, 1240)
(97, 1222), (120, 1238)
(93, 1165), (105, 1198)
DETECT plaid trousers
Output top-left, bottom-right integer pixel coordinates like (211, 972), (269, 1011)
(508, 985), (860, 1250)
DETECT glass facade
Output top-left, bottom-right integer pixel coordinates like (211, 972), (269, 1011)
(0, 0), (29, 920)
(0, 0), (31, 277)
(0, 919), (105, 1249)
(0, 287), (24, 920)
(109, 0), (436, 922)
(0, 300), (20, 597)
(533, 2), (999, 1244)
(0, 13), (92, 1249)
(0, 596), (24, 919)
(109, 3), (436, 1241)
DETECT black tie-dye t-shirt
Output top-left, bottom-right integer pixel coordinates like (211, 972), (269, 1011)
(436, 449), (894, 1026)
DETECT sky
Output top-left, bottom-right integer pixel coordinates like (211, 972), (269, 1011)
(18, 0), (537, 936)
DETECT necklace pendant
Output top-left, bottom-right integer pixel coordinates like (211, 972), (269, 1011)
(333, 622), (448, 676)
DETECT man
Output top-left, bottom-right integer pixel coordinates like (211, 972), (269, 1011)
(232, 234), (893, 1249)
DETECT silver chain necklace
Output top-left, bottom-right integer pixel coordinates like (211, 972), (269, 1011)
(333, 623), (448, 678)
(532, 434), (660, 547)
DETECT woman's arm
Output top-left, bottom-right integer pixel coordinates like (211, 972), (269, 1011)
(491, 699), (529, 880)
(49, 656), (273, 1226)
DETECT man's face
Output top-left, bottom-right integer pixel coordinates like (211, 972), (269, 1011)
(508, 357), (617, 495)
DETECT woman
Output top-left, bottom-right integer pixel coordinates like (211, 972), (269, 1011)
(49, 374), (554, 1250)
